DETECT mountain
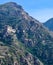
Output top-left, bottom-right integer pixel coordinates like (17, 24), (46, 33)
(43, 18), (53, 31)
(0, 2), (53, 65)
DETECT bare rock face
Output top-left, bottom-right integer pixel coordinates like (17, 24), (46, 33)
(0, 2), (53, 65)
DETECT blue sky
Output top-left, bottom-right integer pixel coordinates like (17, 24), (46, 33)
(0, 0), (53, 23)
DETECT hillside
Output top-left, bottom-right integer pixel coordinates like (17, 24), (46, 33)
(0, 2), (53, 65)
(43, 18), (53, 31)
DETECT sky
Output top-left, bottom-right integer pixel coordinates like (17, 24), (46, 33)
(0, 0), (53, 23)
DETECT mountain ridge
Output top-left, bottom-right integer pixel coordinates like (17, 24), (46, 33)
(0, 2), (53, 65)
(43, 18), (53, 31)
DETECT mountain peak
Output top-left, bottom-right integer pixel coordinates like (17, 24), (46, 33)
(5, 2), (18, 4)
(0, 2), (23, 10)
(45, 18), (53, 24)
(6, 2), (17, 4)
(47, 18), (53, 22)
(5, 2), (20, 6)
(44, 18), (53, 31)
